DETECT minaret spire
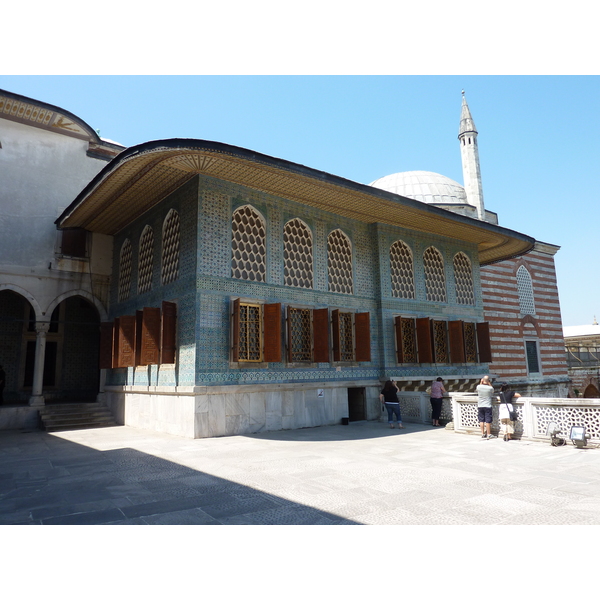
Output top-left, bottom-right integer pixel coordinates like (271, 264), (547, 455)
(458, 91), (485, 220)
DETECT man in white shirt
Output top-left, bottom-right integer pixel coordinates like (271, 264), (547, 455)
(476, 375), (496, 439)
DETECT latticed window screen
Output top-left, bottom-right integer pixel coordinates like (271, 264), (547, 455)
(289, 308), (312, 362)
(517, 266), (535, 315)
(433, 321), (449, 363)
(284, 219), (313, 289)
(424, 247), (447, 302)
(138, 226), (154, 294)
(327, 229), (353, 294)
(464, 322), (477, 363)
(400, 317), (417, 362)
(118, 239), (132, 302)
(453, 252), (474, 305)
(231, 205), (266, 282)
(339, 312), (354, 361)
(239, 303), (262, 361)
(161, 210), (180, 285)
(390, 241), (415, 299)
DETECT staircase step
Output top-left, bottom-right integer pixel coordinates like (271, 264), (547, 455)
(39, 403), (119, 432)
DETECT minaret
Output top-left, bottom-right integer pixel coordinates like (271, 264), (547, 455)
(459, 91), (485, 220)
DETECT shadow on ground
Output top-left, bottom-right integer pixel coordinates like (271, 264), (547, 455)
(0, 429), (357, 525)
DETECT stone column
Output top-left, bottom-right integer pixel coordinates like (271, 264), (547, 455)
(29, 322), (50, 407)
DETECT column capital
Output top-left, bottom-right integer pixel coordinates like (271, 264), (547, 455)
(35, 322), (51, 334)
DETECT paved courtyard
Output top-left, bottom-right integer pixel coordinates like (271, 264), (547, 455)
(1, 420), (600, 525)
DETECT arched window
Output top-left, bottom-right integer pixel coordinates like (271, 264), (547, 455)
(327, 229), (353, 294)
(284, 218), (313, 288)
(423, 246), (446, 302)
(138, 225), (154, 294)
(390, 240), (415, 299)
(231, 205), (266, 282)
(118, 239), (132, 302)
(162, 209), (180, 285)
(517, 265), (535, 314)
(453, 252), (474, 305)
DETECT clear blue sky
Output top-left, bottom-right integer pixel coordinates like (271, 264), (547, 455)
(1, 74), (597, 328)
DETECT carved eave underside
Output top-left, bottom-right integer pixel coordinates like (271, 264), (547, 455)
(57, 141), (535, 265)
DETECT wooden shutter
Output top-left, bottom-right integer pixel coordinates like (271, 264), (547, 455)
(449, 320), (466, 363)
(263, 303), (282, 363)
(118, 315), (136, 368)
(476, 321), (493, 363)
(140, 307), (161, 366)
(112, 317), (120, 368)
(354, 312), (371, 362)
(416, 317), (433, 363)
(331, 309), (341, 362)
(99, 322), (114, 369)
(61, 228), (87, 257)
(231, 299), (240, 362)
(135, 311), (143, 366)
(312, 308), (329, 363)
(161, 301), (177, 364)
(394, 316), (404, 363)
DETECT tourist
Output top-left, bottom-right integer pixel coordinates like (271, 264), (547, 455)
(380, 380), (404, 429)
(477, 375), (496, 439)
(430, 377), (446, 427)
(499, 382), (521, 441)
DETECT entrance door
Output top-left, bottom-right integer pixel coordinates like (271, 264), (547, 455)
(347, 387), (366, 421)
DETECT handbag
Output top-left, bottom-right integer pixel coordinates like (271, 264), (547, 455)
(499, 392), (517, 421)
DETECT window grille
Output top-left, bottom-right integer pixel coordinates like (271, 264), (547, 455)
(399, 317), (418, 363)
(517, 266), (535, 314)
(390, 241), (415, 299)
(288, 307), (312, 362)
(464, 322), (477, 363)
(453, 252), (474, 305)
(162, 210), (180, 285)
(118, 239), (132, 302)
(138, 226), (154, 294)
(526, 340), (541, 374)
(327, 229), (353, 294)
(339, 312), (354, 361)
(231, 205), (266, 282)
(432, 320), (449, 363)
(239, 303), (262, 361)
(284, 219), (313, 288)
(424, 247), (447, 302)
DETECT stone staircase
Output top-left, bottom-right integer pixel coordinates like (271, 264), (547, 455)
(39, 403), (119, 432)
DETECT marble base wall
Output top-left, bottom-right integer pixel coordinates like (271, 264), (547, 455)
(102, 381), (381, 439)
(0, 407), (39, 430)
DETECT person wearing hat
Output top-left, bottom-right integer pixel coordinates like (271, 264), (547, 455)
(476, 375), (495, 439)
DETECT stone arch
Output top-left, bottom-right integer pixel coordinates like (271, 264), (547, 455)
(519, 314), (541, 337)
(45, 290), (108, 322)
(0, 283), (43, 320)
(583, 383), (600, 398)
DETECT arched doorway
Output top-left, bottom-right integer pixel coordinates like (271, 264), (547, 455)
(583, 383), (600, 398)
(0, 291), (101, 405)
(0, 290), (35, 404)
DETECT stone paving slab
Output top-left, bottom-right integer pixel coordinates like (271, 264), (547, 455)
(1, 421), (600, 525)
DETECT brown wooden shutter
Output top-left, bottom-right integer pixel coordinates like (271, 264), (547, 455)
(140, 307), (161, 366)
(394, 316), (404, 363)
(263, 303), (282, 363)
(476, 321), (493, 363)
(118, 315), (136, 368)
(354, 312), (371, 362)
(331, 309), (341, 362)
(112, 317), (120, 368)
(448, 320), (466, 363)
(135, 311), (143, 367)
(161, 301), (177, 364)
(99, 322), (114, 369)
(231, 299), (241, 362)
(416, 317), (433, 363)
(61, 228), (87, 257)
(312, 308), (329, 363)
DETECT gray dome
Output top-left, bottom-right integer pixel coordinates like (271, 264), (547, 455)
(370, 170), (467, 205)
